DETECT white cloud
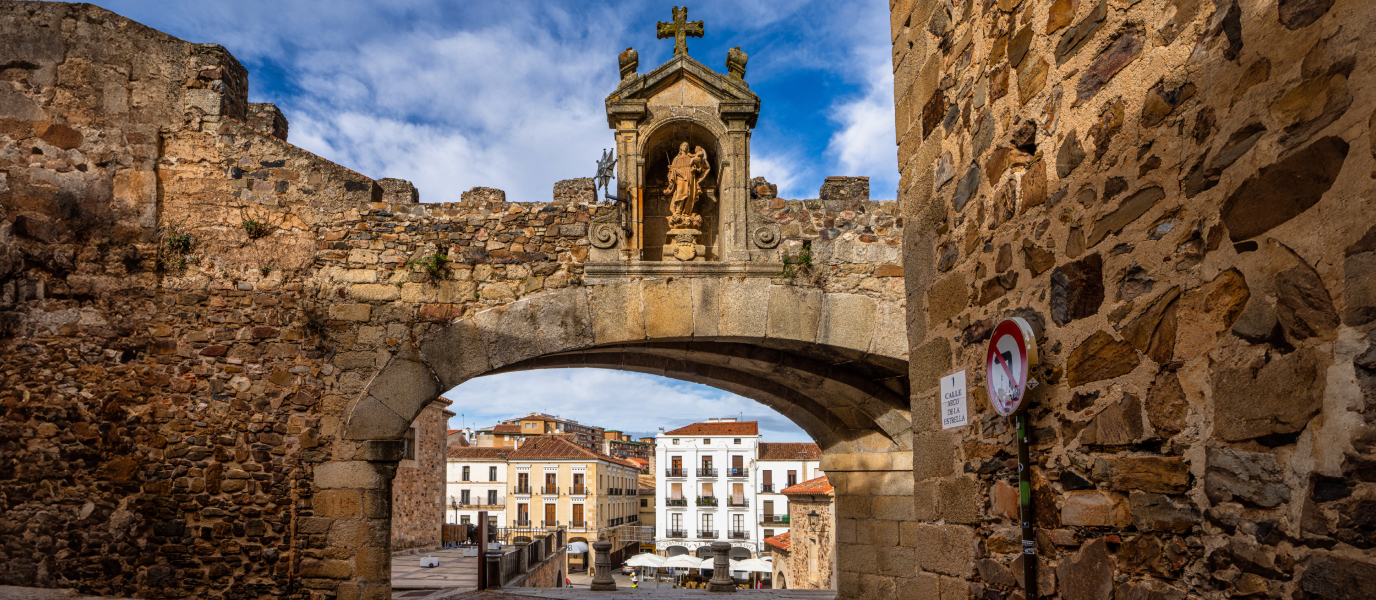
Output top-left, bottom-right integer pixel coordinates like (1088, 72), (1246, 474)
(442, 369), (813, 443)
(825, 43), (898, 200)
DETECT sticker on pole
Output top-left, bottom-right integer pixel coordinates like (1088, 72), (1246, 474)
(985, 317), (1039, 416)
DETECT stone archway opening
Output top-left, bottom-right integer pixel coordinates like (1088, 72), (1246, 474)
(322, 280), (911, 596)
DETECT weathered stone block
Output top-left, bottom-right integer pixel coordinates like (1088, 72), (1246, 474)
(1060, 490), (1131, 527)
(642, 279), (693, 339)
(911, 524), (975, 576)
(1092, 456), (1190, 494)
(818, 293), (878, 353)
(329, 303), (372, 321)
(718, 278), (770, 340)
(766, 284), (822, 345)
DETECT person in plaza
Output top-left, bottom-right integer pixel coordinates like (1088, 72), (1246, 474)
(631, 570), (638, 588)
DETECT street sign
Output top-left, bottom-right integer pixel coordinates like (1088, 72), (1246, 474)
(985, 317), (1039, 416)
(940, 371), (968, 429)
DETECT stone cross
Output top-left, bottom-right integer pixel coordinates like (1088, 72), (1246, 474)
(657, 6), (704, 57)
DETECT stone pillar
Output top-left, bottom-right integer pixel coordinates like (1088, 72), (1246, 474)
(312, 455), (398, 600)
(718, 104), (754, 262)
(708, 541), (736, 592)
(590, 541), (616, 591)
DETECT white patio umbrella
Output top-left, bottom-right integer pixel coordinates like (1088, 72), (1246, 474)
(661, 554), (705, 587)
(736, 558), (773, 572)
(626, 553), (666, 568)
(661, 555), (704, 569)
(566, 541), (589, 554)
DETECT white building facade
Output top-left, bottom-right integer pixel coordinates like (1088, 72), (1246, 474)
(444, 447), (509, 528)
(755, 443), (823, 549)
(653, 419), (764, 559)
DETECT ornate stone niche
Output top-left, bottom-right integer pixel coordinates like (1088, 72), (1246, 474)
(588, 19), (779, 281)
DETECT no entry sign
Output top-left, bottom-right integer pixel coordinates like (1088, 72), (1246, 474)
(985, 317), (1039, 416)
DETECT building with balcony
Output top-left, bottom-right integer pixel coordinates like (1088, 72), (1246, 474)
(504, 435), (641, 565)
(652, 418), (764, 560)
(444, 447), (510, 528)
(475, 423), (522, 448)
(755, 443), (823, 545)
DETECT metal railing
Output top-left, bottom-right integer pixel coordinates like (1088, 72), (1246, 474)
(697, 468), (718, 477)
(760, 484), (775, 493)
(696, 496), (718, 507)
(665, 497), (688, 507)
(515, 518), (531, 527)
(760, 514), (789, 524)
(627, 514), (638, 523)
(697, 530), (717, 539)
(729, 530), (750, 540)
(515, 486), (532, 495)
(570, 520), (587, 529)
(459, 501), (507, 508)
(541, 520), (559, 528)
(485, 527), (566, 589)
(727, 498), (749, 508)
(667, 530), (687, 538)
(540, 485), (560, 495)
(570, 485), (586, 495)
(727, 468), (747, 477)
(665, 468), (686, 477)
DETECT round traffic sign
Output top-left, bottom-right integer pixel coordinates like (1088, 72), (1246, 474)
(985, 317), (1039, 416)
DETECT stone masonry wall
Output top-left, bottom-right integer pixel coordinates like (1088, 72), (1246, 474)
(388, 403), (446, 553)
(893, 0), (1376, 599)
(786, 495), (836, 590)
(0, 4), (909, 599)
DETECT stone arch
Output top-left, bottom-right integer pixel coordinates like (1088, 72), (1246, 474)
(342, 279), (910, 452)
(325, 279), (908, 597)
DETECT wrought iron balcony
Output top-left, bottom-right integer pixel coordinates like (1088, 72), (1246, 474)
(760, 514), (789, 524)
(727, 468), (747, 477)
(697, 468), (718, 477)
(697, 530), (717, 539)
(541, 520), (559, 528)
(665, 468), (686, 477)
(515, 486), (532, 495)
(541, 485), (560, 495)
(759, 484), (775, 493)
(728, 530), (750, 540)
(570, 485), (586, 495)
(570, 520), (587, 529)
(696, 496), (718, 507)
(727, 498), (749, 508)
(515, 518), (531, 527)
(667, 530), (687, 539)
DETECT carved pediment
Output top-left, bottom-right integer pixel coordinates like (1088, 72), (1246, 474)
(605, 55), (759, 128)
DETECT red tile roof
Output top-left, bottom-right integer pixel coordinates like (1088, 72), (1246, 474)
(781, 475), (833, 495)
(508, 436), (638, 468)
(763, 532), (791, 551)
(490, 424), (521, 434)
(758, 443), (822, 461)
(663, 421), (759, 436)
(446, 447), (512, 460)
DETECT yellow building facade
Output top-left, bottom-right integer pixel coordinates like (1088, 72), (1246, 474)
(503, 436), (641, 550)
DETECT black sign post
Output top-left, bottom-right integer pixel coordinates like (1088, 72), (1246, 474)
(985, 317), (1039, 600)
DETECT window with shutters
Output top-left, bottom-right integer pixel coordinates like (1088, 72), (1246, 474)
(489, 466), (497, 481)
(462, 466), (470, 481)
(787, 470), (797, 486)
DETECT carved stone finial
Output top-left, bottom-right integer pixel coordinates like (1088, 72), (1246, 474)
(618, 47), (638, 81)
(726, 46), (748, 81)
(656, 6), (704, 57)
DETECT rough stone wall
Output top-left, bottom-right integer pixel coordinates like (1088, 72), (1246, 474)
(893, 0), (1376, 598)
(786, 495), (836, 589)
(749, 180), (904, 297)
(388, 403), (445, 552)
(509, 548), (565, 588)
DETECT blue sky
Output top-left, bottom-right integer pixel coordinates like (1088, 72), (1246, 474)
(84, 0), (897, 443)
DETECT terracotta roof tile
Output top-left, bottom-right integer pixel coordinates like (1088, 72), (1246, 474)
(507, 436), (639, 468)
(758, 442), (822, 460)
(490, 424), (521, 434)
(781, 475), (833, 495)
(446, 447), (512, 460)
(763, 532), (791, 551)
(663, 421), (759, 436)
